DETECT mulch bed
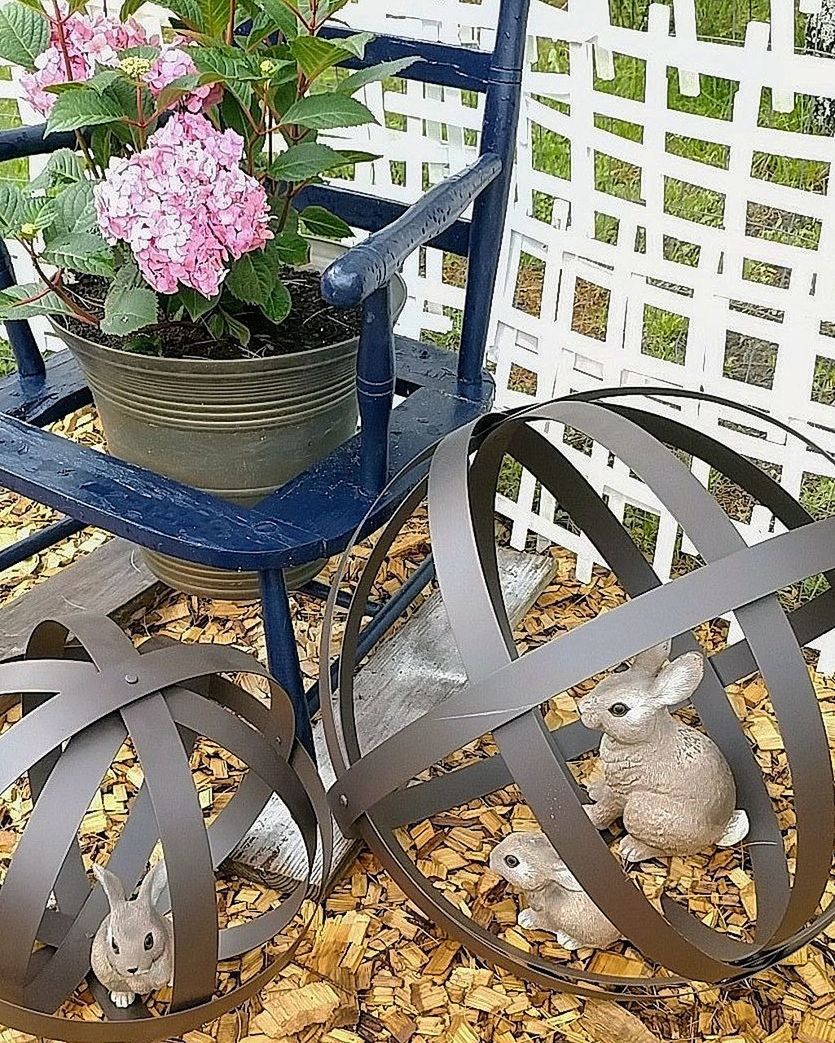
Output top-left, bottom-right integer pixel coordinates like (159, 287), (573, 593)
(0, 407), (832, 1043)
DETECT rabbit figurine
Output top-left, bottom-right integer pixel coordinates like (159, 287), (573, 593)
(90, 860), (173, 1008)
(490, 832), (622, 950)
(579, 641), (749, 862)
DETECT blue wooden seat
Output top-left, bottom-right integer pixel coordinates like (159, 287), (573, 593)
(0, 0), (529, 750)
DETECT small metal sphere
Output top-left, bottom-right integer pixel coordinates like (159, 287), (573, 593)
(322, 388), (835, 999)
(0, 614), (331, 1042)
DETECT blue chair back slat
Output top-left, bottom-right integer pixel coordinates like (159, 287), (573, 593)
(0, 125), (78, 382)
(457, 0), (530, 394)
(295, 184), (471, 256)
(320, 26), (492, 92)
(0, 241), (45, 380)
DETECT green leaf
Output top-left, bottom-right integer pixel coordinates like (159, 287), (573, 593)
(262, 280), (290, 324)
(154, 73), (221, 111)
(271, 231), (309, 266)
(0, 282), (73, 320)
(193, 45), (263, 81)
(20, 196), (57, 234)
(192, 46), (258, 109)
(119, 0), (146, 18)
(43, 232), (114, 276)
(198, 0), (229, 36)
(258, 0), (299, 40)
(101, 281), (158, 336)
(173, 285), (218, 321)
(48, 180), (97, 240)
(29, 148), (86, 191)
(332, 149), (379, 169)
(0, 184), (25, 236)
(226, 250), (273, 306)
(337, 56), (419, 95)
(281, 93), (376, 131)
(46, 88), (124, 135)
(299, 205), (351, 240)
(335, 32), (374, 60)
(290, 35), (348, 80)
(86, 68), (125, 94)
(269, 142), (347, 182)
(221, 309), (251, 345)
(0, 2), (48, 66)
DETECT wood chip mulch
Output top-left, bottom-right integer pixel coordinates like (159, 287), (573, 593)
(0, 408), (833, 1043)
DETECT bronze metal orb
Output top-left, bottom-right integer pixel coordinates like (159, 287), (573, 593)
(322, 388), (835, 999)
(0, 613), (331, 1041)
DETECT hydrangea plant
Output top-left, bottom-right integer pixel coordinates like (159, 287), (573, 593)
(0, 0), (414, 344)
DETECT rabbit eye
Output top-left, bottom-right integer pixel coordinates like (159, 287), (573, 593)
(609, 702), (629, 717)
(504, 854), (520, 868)
(110, 937), (119, 955)
(144, 932), (154, 951)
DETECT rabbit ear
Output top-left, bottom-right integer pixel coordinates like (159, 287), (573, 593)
(92, 863), (125, 909)
(550, 858), (584, 893)
(651, 651), (704, 707)
(533, 842), (584, 892)
(631, 641), (671, 677)
(138, 860), (168, 908)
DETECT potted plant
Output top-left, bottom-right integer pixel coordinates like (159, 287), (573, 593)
(0, 0), (411, 599)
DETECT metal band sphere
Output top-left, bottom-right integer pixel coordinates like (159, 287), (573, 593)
(322, 388), (835, 999)
(0, 613), (332, 1042)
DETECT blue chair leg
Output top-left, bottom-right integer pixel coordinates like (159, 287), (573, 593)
(259, 568), (314, 755)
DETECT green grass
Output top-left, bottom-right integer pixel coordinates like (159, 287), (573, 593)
(527, 1), (828, 360)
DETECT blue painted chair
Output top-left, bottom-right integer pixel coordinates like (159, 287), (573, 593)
(0, 0), (529, 750)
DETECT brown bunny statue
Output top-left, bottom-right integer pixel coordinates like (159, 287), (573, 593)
(579, 641), (749, 862)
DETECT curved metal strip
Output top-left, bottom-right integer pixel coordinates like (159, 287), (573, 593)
(0, 715), (125, 1006)
(0, 646), (289, 796)
(122, 693), (218, 1010)
(27, 614), (140, 671)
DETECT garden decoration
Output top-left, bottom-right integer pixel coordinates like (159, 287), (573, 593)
(0, 0), (526, 749)
(580, 641), (750, 862)
(489, 832), (622, 951)
(0, 0), (414, 599)
(0, 611), (331, 1042)
(322, 387), (835, 998)
(90, 861), (173, 1008)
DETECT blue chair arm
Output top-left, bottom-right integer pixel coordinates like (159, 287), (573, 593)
(0, 414), (310, 570)
(320, 152), (502, 308)
(0, 123), (77, 163)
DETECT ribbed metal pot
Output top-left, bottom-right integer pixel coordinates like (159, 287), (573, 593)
(52, 248), (406, 601)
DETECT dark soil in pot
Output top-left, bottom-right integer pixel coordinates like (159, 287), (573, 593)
(58, 272), (362, 360)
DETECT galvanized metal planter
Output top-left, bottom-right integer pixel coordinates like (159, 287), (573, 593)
(322, 388), (835, 999)
(53, 242), (406, 600)
(0, 612), (330, 1042)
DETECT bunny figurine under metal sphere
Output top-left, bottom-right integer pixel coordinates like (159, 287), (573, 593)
(579, 641), (749, 862)
(90, 861), (173, 1008)
(490, 832), (622, 950)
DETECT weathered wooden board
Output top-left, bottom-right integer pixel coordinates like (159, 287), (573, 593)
(228, 546), (557, 890)
(0, 537), (157, 660)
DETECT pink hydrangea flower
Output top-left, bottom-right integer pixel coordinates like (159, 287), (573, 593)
(94, 113), (273, 299)
(144, 47), (222, 113)
(21, 9), (153, 116)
